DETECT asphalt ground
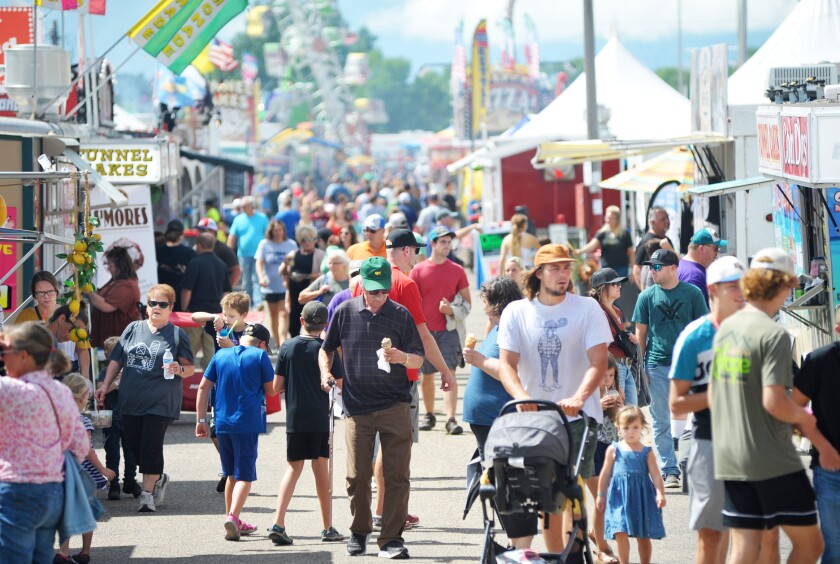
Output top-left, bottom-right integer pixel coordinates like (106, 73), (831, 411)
(79, 276), (798, 563)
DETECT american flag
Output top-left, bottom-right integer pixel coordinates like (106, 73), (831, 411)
(208, 38), (239, 72)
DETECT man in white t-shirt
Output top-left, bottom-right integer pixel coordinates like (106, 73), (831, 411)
(498, 243), (613, 552)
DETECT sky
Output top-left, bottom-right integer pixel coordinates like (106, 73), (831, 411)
(3, 0), (800, 84)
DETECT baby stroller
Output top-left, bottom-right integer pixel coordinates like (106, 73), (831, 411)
(478, 400), (594, 564)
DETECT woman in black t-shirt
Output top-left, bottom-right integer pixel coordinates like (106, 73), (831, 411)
(573, 205), (634, 277)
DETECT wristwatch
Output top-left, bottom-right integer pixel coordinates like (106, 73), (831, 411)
(198, 418), (207, 423)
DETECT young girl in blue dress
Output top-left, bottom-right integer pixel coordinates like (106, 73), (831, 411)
(596, 406), (666, 564)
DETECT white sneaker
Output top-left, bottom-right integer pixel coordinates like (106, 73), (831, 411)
(138, 491), (156, 512)
(153, 473), (169, 506)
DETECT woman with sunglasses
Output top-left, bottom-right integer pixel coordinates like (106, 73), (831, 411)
(87, 246), (141, 349)
(94, 284), (194, 513)
(0, 322), (89, 561)
(16, 271), (92, 377)
(281, 225), (324, 338)
(590, 267), (639, 406)
(257, 220), (298, 346)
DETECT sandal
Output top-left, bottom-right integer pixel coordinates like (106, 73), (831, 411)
(594, 550), (619, 564)
(588, 530), (617, 558)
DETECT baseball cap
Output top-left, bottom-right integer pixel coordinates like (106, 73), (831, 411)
(398, 192), (411, 204)
(349, 259), (364, 277)
(429, 225), (456, 242)
(435, 208), (458, 221)
(750, 247), (796, 277)
(363, 214), (385, 231)
(643, 249), (679, 267)
(533, 244), (574, 267)
(387, 228), (423, 249)
(302, 301), (328, 326)
(242, 323), (273, 355)
(387, 213), (409, 230)
(707, 256), (746, 286)
(360, 256), (392, 291)
(196, 217), (218, 232)
(414, 232), (427, 255)
(691, 228), (727, 248)
(590, 267), (628, 289)
(165, 219), (184, 234)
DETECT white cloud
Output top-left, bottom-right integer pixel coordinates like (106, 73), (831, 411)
(364, 0), (798, 45)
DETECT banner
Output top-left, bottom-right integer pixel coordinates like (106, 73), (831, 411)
(128, 0), (247, 75)
(35, 0), (105, 14)
(470, 19), (489, 139)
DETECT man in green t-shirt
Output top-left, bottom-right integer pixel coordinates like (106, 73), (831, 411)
(633, 249), (708, 488)
(710, 248), (823, 563)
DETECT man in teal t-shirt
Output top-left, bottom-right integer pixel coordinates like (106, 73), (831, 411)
(228, 196), (270, 308)
(633, 249), (708, 486)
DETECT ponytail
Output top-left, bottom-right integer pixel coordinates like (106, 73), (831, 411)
(510, 214), (527, 258)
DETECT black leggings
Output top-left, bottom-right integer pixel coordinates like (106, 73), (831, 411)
(123, 414), (173, 476)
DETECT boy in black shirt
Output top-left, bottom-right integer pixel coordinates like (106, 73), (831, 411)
(268, 301), (344, 546)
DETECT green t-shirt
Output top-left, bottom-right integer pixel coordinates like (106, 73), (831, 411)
(632, 281), (708, 365)
(710, 309), (803, 481)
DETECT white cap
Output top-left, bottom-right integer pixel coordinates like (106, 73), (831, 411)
(750, 247), (797, 277)
(706, 256), (746, 286)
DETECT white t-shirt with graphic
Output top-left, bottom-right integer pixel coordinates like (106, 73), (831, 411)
(498, 294), (613, 422)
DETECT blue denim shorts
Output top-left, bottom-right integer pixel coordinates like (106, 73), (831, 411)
(217, 433), (259, 482)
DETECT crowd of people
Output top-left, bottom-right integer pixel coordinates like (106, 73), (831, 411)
(1, 172), (839, 564)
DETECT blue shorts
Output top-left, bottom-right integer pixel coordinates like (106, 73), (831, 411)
(218, 433), (259, 482)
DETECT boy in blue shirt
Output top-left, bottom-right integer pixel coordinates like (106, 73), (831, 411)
(195, 323), (276, 541)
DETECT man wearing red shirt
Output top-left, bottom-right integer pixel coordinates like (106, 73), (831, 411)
(410, 226), (471, 435)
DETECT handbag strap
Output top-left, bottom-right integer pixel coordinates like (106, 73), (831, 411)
(600, 303), (624, 334)
(34, 382), (64, 444)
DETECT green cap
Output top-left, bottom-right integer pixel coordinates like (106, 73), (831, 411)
(360, 256), (392, 291)
(414, 232), (427, 256)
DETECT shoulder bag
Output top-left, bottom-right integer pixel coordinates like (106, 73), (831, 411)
(602, 305), (637, 361)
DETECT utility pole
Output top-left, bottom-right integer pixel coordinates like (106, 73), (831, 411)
(737, 0), (747, 67)
(583, 0), (602, 221)
(677, 0), (684, 95)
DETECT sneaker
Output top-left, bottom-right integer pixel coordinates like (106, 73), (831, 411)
(268, 524), (293, 546)
(664, 475), (680, 489)
(322, 526), (345, 542)
(445, 418), (463, 435)
(153, 473), (169, 506)
(107, 482), (121, 501)
(238, 519), (257, 536)
(418, 413), (436, 431)
(53, 555), (72, 563)
(372, 515), (382, 531)
(138, 491), (156, 512)
(378, 540), (410, 559)
(224, 514), (241, 541)
(405, 514), (420, 529)
(123, 479), (142, 498)
(70, 553), (90, 564)
(216, 474), (227, 493)
(347, 532), (368, 556)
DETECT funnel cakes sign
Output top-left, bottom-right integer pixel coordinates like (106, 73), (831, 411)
(80, 141), (178, 184)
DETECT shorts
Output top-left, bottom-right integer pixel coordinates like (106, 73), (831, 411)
(261, 292), (285, 304)
(420, 329), (461, 374)
(723, 470), (818, 530)
(688, 438), (726, 532)
(593, 441), (610, 476)
(217, 432), (259, 482)
(409, 381), (419, 444)
(569, 418), (598, 479)
(287, 431), (330, 462)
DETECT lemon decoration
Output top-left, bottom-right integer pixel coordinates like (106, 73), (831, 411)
(68, 299), (80, 315)
(69, 328), (79, 342)
(0, 195), (6, 227)
(75, 328), (87, 340)
(74, 240), (87, 253)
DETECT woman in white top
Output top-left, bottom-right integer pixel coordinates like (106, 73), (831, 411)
(498, 214), (540, 270)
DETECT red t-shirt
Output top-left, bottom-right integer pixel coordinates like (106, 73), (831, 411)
(353, 264), (425, 381)
(409, 259), (469, 332)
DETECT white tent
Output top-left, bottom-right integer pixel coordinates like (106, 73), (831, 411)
(510, 36), (691, 142)
(728, 0), (840, 105)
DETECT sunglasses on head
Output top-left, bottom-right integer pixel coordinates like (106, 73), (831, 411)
(148, 300), (171, 309)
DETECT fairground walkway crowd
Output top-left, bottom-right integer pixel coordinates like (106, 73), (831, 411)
(1, 173), (839, 564)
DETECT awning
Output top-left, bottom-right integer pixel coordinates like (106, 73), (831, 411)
(687, 176), (775, 197)
(600, 148), (695, 192)
(62, 149), (128, 205)
(532, 134), (731, 169)
(446, 135), (557, 173)
(263, 127), (313, 150)
(180, 148), (255, 173)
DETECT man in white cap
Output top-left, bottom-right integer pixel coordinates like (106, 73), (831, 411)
(710, 248), (825, 563)
(347, 214), (387, 261)
(670, 256), (749, 563)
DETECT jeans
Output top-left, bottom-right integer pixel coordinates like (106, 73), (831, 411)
(103, 412), (138, 486)
(239, 256), (260, 307)
(814, 466), (840, 563)
(0, 481), (63, 564)
(646, 363), (678, 476)
(618, 362), (637, 406)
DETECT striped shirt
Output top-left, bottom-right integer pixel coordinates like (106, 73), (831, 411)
(80, 415), (108, 489)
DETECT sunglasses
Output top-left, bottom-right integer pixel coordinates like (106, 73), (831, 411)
(364, 228), (381, 233)
(367, 289), (389, 296)
(148, 300), (171, 309)
(0, 348), (21, 356)
(651, 264), (669, 272)
(609, 282), (623, 287)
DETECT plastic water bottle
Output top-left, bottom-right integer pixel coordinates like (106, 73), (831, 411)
(162, 347), (174, 380)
